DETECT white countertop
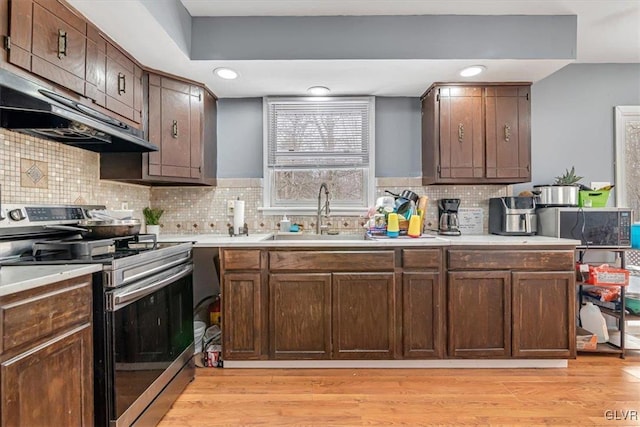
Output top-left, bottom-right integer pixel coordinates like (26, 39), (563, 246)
(158, 233), (580, 248)
(0, 264), (103, 297)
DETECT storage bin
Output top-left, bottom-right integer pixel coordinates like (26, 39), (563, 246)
(578, 190), (610, 207)
(631, 224), (640, 249)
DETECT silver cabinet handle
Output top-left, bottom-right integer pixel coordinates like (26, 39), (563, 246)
(458, 123), (464, 143)
(57, 29), (67, 59)
(172, 120), (178, 138)
(504, 124), (511, 142)
(118, 73), (126, 95)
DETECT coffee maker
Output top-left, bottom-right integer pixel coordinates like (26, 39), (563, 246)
(438, 198), (461, 236)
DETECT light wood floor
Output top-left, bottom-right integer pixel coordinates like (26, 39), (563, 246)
(159, 352), (640, 426)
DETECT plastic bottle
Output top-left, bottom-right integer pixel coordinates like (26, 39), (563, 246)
(387, 213), (399, 238)
(208, 295), (221, 326)
(280, 214), (291, 232)
(580, 302), (609, 343)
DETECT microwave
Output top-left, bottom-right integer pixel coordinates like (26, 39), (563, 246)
(537, 207), (633, 248)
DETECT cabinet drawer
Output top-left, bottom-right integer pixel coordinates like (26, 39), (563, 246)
(402, 249), (442, 269)
(223, 250), (261, 270)
(448, 250), (574, 271)
(269, 251), (395, 272)
(0, 276), (92, 355)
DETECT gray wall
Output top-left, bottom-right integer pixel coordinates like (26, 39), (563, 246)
(375, 98), (422, 177)
(517, 63), (640, 194)
(216, 97), (421, 178)
(216, 98), (264, 178)
(192, 15), (576, 61)
(217, 64), (640, 184)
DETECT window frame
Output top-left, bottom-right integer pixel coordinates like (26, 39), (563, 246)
(261, 96), (376, 216)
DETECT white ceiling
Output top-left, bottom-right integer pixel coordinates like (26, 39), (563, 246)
(69, 0), (640, 98)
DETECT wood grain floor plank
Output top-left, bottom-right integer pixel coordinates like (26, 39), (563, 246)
(159, 352), (640, 426)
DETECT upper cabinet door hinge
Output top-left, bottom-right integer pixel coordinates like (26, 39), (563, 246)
(4, 36), (10, 51)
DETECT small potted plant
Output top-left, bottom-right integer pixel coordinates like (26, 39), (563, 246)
(143, 207), (164, 236)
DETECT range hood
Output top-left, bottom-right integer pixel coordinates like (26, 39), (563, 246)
(0, 69), (157, 153)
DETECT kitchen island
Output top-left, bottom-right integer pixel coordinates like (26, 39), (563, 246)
(162, 233), (579, 368)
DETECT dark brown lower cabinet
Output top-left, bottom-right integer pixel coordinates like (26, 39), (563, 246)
(1, 325), (93, 427)
(0, 275), (93, 427)
(222, 272), (262, 360)
(448, 271), (512, 358)
(332, 272), (395, 359)
(402, 272), (444, 358)
(269, 273), (331, 359)
(512, 271), (575, 358)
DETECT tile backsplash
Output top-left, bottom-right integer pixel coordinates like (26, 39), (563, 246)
(0, 129), (150, 217)
(1, 129), (511, 234)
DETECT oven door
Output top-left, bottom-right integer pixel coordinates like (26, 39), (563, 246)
(105, 262), (194, 426)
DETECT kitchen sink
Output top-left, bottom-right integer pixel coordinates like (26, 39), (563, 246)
(271, 233), (367, 241)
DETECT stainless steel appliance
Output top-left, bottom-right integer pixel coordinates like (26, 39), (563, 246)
(0, 204), (194, 426)
(0, 69), (158, 152)
(537, 207), (633, 248)
(532, 184), (579, 207)
(489, 197), (537, 236)
(438, 198), (461, 236)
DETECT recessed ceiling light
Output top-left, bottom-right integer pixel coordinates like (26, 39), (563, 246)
(459, 65), (486, 77)
(307, 86), (330, 96)
(214, 67), (238, 80)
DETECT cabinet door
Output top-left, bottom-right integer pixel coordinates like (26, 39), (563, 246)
(269, 273), (331, 359)
(105, 43), (137, 122)
(148, 76), (201, 179)
(222, 272), (262, 360)
(438, 86), (484, 180)
(85, 24), (106, 106)
(402, 272), (444, 358)
(512, 271), (575, 358)
(448, 271), (511, 358)
(485, 86), (531, 181)
(1, 324), (93, 427)
(332, 272), (395, 359)
(31, 1), (87, 95)
(7, 0), (33, 70)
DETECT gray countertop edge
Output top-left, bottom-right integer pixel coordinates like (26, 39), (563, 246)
(158, 233), (581, 248)
(0, 264), (103, 297)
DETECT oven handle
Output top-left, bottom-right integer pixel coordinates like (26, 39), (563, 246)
(108, 263), (193, 311)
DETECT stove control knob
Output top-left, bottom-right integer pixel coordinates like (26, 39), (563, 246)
(9, 208), (26, 221)
(0, 209), (5, 221)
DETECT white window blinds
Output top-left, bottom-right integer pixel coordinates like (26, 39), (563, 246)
(267, 98), (372, 169)
(263, 96), (375, 213)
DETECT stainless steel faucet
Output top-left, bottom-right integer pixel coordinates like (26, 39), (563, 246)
(316, 182), (330, 234)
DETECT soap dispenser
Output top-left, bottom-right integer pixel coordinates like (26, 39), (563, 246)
(280, 214), (291, 232)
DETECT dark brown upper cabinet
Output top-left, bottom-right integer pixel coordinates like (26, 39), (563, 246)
(8, 0), (88, 95)
(422, 83), (531, 185)
(100, 72), (217, 186)
(85, 25), (143, 124)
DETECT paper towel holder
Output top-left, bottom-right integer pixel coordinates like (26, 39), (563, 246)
(228, 222), (249, 237)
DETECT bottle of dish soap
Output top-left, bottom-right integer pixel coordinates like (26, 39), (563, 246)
(279, 214), (291, 232)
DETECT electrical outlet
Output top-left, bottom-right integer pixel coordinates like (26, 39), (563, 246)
(227, 200), (235, 215)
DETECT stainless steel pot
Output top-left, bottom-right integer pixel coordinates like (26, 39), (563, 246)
(46, 219), (141, 239)
(533, 185), (579, 207)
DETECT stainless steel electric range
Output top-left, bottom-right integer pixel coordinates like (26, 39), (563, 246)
(0, 204), (195, 427)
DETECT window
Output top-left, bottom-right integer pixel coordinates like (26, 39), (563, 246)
(262, 96), (375, 215)
(614, 105), (640, 211)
